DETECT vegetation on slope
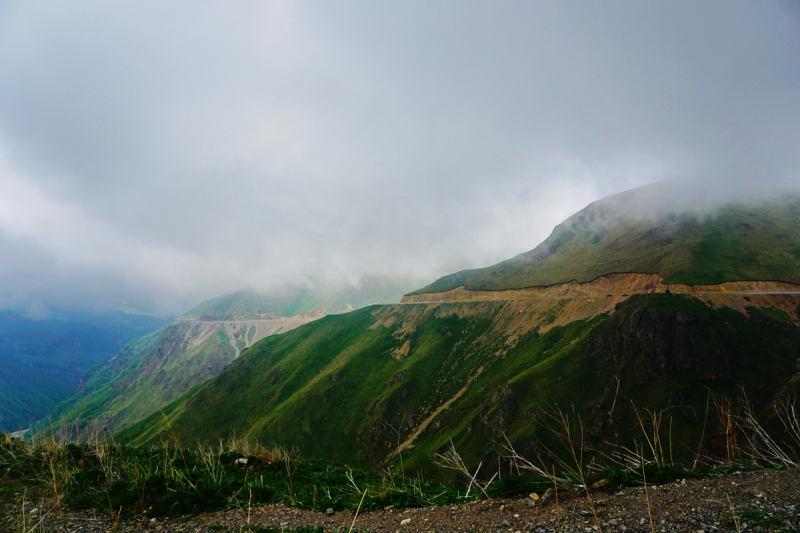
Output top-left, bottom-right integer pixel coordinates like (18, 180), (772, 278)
(50, 322), (236, 437)
(0, 436), (466, 521)
(50, 276), (424, 439)
(4, 416), (798, 524)
(0, 310), (168, 432)
(410, 190), (800, 294)
(116, 293), (800, 481)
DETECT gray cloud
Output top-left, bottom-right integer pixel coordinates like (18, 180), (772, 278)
(0, 0), (798, 315)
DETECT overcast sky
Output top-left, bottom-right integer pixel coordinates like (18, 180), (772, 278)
(0, 1), (799, 316)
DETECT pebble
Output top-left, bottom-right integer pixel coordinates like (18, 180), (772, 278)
(5, 467), (799, 533)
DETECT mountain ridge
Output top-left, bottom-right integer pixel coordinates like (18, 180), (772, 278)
(409, 187), (800, 295)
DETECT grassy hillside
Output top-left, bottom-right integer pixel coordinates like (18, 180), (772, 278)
(50, 322), (236, 437)
(410, 189), (800, 294)
(0, 311), (167, 432)
(116, 293), (800, 480)
(52, 276), (424, 437)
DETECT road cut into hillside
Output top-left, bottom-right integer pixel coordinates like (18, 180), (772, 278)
(401, 272), (800, 325)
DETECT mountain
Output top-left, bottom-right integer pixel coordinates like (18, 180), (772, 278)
(51, 276), (423, 437)
(114, 188), (800, 480)
(116, 293), (800, 478)
(409, 184), (800, 295)
(0, 310), (168, 432)
(187, 278), (414, 320)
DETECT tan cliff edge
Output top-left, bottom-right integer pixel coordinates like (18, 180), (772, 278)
(400, 272), (800, 304)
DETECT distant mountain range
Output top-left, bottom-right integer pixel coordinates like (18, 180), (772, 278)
(110, 183), (800, 480)
(50, 276), (425, 438)
(0, 310), (168, 431)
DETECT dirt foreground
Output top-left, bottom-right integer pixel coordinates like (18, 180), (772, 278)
(6, 468), (800, 533)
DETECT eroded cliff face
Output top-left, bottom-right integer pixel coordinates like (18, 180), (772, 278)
(178, 316), (317, 357)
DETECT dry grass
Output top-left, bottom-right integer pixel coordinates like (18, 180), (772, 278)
(434, 440), (496, 498)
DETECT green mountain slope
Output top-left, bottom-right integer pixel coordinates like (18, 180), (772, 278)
(52, 276), (422, 437)
(113, 188), (800, 479)
(116, 293), (800, 479)
(0, 311), (167, 432)
(410, 187), (800, 295)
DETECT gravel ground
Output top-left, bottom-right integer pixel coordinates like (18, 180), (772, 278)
(4, 468), (799, 533)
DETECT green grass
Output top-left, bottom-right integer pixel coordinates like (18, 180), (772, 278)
(115, 293), (800, 482)
(0, 436), (469, 520)
(0, 434), (794, 524)
(410, 194), (800, 294)
(47, 322), (238, 439)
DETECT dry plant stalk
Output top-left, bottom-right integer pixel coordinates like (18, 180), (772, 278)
(348, 487), (369, 533)
(434, 440), (495, 497)
(158, 410), (197, 490)
(715, 396), (739, 466)
(727, 495), (742, 533)
(630, 403), (670, 469)
(774, 396), (800, 457)
(738, 395), (798, 467)
(537, 406), (603, 532)
(499, 435), (567, 485)
(198, 441), (226, 484)
(553, 465), (560, 533)
(639, 442), (656, 533)
(693, 393), (711, 470)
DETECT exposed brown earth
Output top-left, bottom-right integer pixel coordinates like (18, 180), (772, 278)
(400, 273), (800, 332)
(8, 467), (799, 532)
(401, 273), (800, 304)
(177, 315), (320, 358)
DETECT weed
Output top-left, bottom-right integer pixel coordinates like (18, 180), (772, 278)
(0, 435), (464, 520)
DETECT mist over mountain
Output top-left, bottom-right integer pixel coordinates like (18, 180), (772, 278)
(0, 1), (798, 316)
(2, 3), (800, 525)
(413, 181), (800, 294)
(112, 183), (800, 478)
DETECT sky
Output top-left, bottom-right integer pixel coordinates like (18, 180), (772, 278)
(0, 1), (799, 316)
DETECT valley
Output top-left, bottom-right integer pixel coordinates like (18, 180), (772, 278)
(0, 311), (168, 432)
(48, 313), (326, 437)
(49, 278), (421, 438)
(7, 186), (800, 530)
